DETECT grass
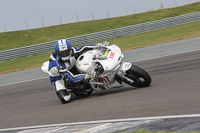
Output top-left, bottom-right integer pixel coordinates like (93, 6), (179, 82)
(0, 2), (200, 51)
(0, 52), (51, 74)
(107, 21), (200, 51)
(1, 21), (200, 74)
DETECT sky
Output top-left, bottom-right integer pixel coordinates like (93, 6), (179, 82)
(0, 0), (199, 33)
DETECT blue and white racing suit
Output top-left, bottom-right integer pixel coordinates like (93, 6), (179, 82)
(48, 44), (96, 102)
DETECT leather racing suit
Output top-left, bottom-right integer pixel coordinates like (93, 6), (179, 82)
(48, 44), (97, 103)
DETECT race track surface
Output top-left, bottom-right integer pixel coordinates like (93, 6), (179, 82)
(0, 48), (200, 130)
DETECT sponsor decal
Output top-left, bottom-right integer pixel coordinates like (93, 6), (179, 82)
(125, 63), (131, 69)
(60, 46), (66, 50)
(94, 76), (111, 83)
(109, 52), (115, 59)
(104, 49), (110, 56)
(103, 76), (111, 83)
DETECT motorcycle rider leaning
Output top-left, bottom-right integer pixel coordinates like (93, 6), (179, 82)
(48, 39), (108, 104)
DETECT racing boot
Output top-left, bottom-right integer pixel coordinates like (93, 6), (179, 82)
(56, 89), (71, 104)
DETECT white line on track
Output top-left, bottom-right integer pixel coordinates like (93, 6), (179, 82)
(44, 126), (69, 133)
(72, 123), (112, 133)
(1, 48), (200, 87)
(1, 114), (200, 132)
(0, 76), (48, 87)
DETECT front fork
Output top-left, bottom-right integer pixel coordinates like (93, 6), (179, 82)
(115, 62), (134, 85)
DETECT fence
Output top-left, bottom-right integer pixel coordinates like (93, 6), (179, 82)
(1, 12), (200, 62)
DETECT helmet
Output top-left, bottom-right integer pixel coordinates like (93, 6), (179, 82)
(55, 39), (71, 60)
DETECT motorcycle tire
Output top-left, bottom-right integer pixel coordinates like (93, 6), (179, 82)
(125, 65), (151, 88)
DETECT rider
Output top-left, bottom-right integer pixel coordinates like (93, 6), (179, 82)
(48, 39), (108, 104)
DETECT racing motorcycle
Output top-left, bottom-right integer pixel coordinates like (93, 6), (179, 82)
(41, 44), (151, 97)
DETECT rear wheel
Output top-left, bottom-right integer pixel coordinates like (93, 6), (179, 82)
(124, 65), (151, 88)
(73, 90), (93, 97)
(73, 83), (93, 97)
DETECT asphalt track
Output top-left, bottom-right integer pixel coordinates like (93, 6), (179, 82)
(0, 37), (200, 131)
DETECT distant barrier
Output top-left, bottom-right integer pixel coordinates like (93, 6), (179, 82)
(1, 12), (200, 62)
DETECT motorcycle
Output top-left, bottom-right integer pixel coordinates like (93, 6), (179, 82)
(41, 44), (151, 97)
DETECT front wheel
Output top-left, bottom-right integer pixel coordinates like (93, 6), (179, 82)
(124, 65), (151, 88)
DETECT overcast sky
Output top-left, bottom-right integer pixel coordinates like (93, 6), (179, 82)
(0, 0), (199, 32)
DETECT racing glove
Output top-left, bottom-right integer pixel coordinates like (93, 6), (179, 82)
(58, 66), (68, 73)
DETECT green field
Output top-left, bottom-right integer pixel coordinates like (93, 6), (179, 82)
(0, 2), (200, 74)
(0, 2), (200, 51)
(1, 20), (200, 74)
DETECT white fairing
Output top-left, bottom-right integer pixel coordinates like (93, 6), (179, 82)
(41, 61), (49, 74)
(75, 44), (130, 89)
(116, 62), (132, 74)
(76, 44), (124, 74)
(75, 51), (94, 73)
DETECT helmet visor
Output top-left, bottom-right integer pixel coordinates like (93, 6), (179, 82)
(57, 49), (71, 57)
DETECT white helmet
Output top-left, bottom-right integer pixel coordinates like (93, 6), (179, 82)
(55, 39), (71, 61)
